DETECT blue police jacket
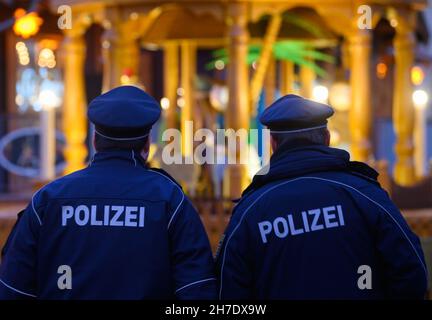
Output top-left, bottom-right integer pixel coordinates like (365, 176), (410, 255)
(216, 142), (428, 299)
(0, 150), (217, 299)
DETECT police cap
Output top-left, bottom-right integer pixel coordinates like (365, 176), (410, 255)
(88, 85), (161, 141)
(259, 94), (334, 133)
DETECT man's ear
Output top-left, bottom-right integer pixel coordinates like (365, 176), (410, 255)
(144, 136), (150, 153)
(324, 129), (331, 146)
(140, 136), (151, 160)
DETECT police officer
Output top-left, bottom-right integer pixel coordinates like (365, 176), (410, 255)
(216, 94), (428, 299)
(0, 86), (216, 299)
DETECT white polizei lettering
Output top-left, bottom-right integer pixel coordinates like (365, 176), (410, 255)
(110, 206), (124, 226)
(138, 207), (145, 227)
(104, 205), (110, 225)
(90, 205), (102, 226)
(258, 221), (272, 243)
(301, 211), (310, 232)
(273, 217), (289, 238)
(287, 214), (304, 235)
(125, 206), (138, 227)
(309, 209), (323, 231)
(75, 205), (90, 226)
(323, 206), (338, 228)
(257, 204), (346, 244)
(337, 205), (345, 226)
(60, 205), (146, 228)
(62, 206), (74, 226)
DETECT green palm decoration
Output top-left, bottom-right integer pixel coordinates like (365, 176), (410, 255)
(206, 41), (334, 77)
(206, 10), (335, 76)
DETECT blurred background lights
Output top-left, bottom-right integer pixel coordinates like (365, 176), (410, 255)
(120, 68), (137, 85)
(390, 18), (398, 28)
(177, 97), (185, 108)
(411, 66), (425, 86)
(412, 89), (429, 110)
(214, 60), (225, 70)
(38, 48), (56, 68)
(160, 97), (170, 110)
(376, 62), (388, 79)
(15, 41), (26, 50)
(209, 84), (228, 112)
(39, 89), (61, 109)
(312, 84), (329, 103)
(15, 41), (30, 66)
(13, 8), (43, 39)
(19, 56), (29, 65)
(120, 75), (130, 85)
(102, 20), (112, 30)
(329, 82), (351, 112)
(15, 94), (24, 106)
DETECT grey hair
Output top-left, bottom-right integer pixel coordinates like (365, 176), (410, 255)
(271, 127), (328, 147)
(94, 132), (149, 152)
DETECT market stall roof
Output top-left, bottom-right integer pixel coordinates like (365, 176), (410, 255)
(47, 0), (427, 47)
(140, 6), (337, 46)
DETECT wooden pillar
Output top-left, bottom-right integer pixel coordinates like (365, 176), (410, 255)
(348, 29), (372, 162)
(300, 62), (314, 99)
(62, 29), (88, 174)
(264, 57), (276, 107)
(250, 13), (282, 109)
(102, 12), (140, 91)
(181, 41), (196, 159)
(393, 12), (417, 186)
(164, 42), (179, 130)
(280, 60), (294, 95)
(226, 2), (250, 198)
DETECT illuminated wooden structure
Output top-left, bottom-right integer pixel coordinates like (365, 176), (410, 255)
(50, 0), (428, 195)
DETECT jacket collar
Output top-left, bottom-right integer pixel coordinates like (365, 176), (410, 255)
(241, 141), (379, 197)
(90, 149), (147, 168)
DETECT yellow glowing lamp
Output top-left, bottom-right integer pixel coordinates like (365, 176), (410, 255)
(376, 62), (387, 79)
(13, 9), (43, 39)
(411, 66), (425, 86)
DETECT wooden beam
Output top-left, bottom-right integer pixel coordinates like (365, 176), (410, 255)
(299, 61), (315, 99)
(181, 41), (196, 159)
(264, 56), (276, 107)
(62, 30), (88, 174)
(249, 13), (282, 111)
(164, 43), (179, 130)
(279, 60), (295, 95)
(348, 30), (372, 163)
(226, 2), (250, 198)
(393, 10), (417, 186)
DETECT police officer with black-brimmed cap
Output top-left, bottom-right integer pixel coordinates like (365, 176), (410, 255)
(0, 85), (217, 299)
(216, 94), (428, 299)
